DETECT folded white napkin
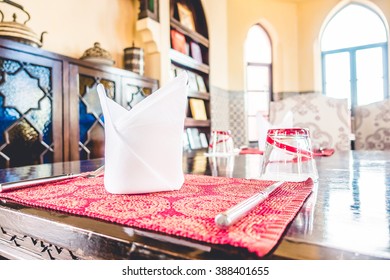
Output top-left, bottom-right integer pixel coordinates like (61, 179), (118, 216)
(256, 111), (293, 150)
(97, 72), (188, 194)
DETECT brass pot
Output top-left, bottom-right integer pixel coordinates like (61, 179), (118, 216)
(0, 0), (46, 47)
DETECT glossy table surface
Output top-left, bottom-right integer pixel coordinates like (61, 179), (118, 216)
(0, 150), (389, 260)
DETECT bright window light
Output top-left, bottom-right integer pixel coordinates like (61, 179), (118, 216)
(322, 4), (387, 51)
(321, 3), (388, 108)
(244, 25), (272, 142)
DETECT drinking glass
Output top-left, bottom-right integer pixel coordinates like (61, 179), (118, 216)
(208, 130), (235, 156)
(260, 128), (318, 182)
(209, 155), (235, 177)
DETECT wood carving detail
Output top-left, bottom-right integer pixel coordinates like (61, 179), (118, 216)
(0, 226), (78, 260)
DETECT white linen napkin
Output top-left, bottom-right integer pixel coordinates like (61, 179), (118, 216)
(256, 111), (293, 151)
(97, 72), (188, 194)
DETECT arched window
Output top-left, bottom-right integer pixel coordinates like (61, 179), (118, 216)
(321, 3), (388, 109)
(245, 24), (272, 142)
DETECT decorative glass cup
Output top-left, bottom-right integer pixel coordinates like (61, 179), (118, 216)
(208, 130), (235, 156)
(209, 155), (235, 177)
(260, 128), (318, 182)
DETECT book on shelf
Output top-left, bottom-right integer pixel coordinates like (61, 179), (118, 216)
(170, 65), (177, 79)
(187, 71), (199, 92)
(190, 41), (203, 63)
(192, 156), (207, 173)
(183, 131), (190, 151)
(185, 42), (190, 56)
(175, 67), (185, 76)
(195, 74), (207, 92)
(186, 128), (202, 149)
(199, 132), (208, 148)
(171, 29), (187, 54)
(189, 98), (207, 121)
(177, 2), (196, 31)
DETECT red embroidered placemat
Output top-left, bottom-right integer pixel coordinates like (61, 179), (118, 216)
(0, 174), (313, 257)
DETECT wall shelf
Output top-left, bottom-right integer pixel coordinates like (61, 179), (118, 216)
(185, 118), (211, 127)
(170, 18), (209, 47)
(169, 49), (209, 74)
(170, 0), (210, 151)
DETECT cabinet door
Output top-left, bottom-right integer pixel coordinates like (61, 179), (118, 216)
(121, 76), (158, 110)
(68, 64), (120, 161)
(0, 48), (63, 168)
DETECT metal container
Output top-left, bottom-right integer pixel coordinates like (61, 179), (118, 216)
(0, 0), (46, 47)
(80, 42), (115, 66)
(124, 44), (144, 75)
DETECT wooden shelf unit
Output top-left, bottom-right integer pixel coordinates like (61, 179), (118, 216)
(169, 0), (210, 150)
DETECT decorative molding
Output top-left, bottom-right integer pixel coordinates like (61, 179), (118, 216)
(0, 226), (78, 260)
(136, 18), (160, 54)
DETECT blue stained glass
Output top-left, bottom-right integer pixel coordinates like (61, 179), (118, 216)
(79, 101), (97, 143)
(0, 70), (45, 114)
(42, 150), (54, 164)
(25, 96), (53, 143)
(0, 95), (20, 143)
(79, 147), (89, 160)
(0, 59), (21, 74)
(82, 88), (103, 116)
(24, 64), (52, 94)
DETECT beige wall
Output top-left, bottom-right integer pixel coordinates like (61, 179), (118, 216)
(201, 0), (229, 91)
(225, 0), (300, 93)
(0, 0), (138, 68)
(2, 0), (390, 93)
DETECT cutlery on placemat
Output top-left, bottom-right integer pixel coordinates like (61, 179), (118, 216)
(215, 181), (284, 229)
(0, 165), (104, 193)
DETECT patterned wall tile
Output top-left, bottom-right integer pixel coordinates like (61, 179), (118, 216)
(229, 90), (247, 147)
(210, 86), (229, 130)
(210, 89), (323, 148)
(210, 86), (248, 147)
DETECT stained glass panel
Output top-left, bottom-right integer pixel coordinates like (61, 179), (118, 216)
(0, 57), (53, 167)
(78, 75), (114, 159)
(79, 101), (98, 143)
(0, 95), (20, 143)
(0, 70), (45, 114)
(2, 119), (48, 167)
(126, 85), (150, 109)
(25, 96), (53, 143)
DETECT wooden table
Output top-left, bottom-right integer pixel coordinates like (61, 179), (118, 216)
(0, 151), (389, 260)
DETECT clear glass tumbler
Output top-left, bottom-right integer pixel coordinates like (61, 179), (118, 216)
(260, 128), (318, 182)
(208, 130), (234, 156)
(209, 155), (235, 177)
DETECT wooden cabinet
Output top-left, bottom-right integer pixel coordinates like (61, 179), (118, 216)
(169, 0), (210, 150)
(0, 38), (158, 168)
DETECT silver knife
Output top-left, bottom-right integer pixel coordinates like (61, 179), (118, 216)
(0, 173), (81, 193)
(215, 181), (284, 229)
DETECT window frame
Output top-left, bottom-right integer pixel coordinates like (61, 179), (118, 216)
(244, 24), (273, 143)
(321, 42), (389, 112)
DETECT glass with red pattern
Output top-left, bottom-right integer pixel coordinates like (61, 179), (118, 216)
(208, 130), (235, 156)
(260, 128), (318, 182)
